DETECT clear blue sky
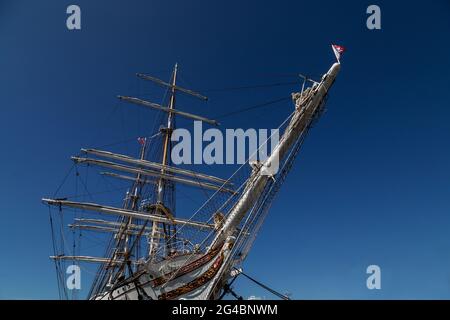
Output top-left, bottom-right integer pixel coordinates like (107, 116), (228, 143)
(1, 0), (450, 299)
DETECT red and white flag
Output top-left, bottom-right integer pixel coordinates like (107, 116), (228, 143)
(331, 44), (346, 62)
(137, 137), (146, 146)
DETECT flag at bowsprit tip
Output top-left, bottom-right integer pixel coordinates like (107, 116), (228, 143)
(137, 137), (146, 146)
(331, 44), (346, 62)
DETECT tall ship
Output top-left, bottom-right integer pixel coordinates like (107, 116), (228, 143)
(43, 47), (343, 300)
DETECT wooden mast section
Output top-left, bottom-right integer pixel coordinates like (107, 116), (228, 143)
(148, 63), (178, 259)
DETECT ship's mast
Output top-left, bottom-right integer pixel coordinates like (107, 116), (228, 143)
(43, 62), (219, 297)
(125, 140), (147, 258)
(107, 140), (147, 285)
(149, 63), (178, 259)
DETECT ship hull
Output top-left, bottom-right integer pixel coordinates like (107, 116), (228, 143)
(92, 239), (233, 300)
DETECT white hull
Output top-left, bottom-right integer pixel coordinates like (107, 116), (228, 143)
(93, 238), (234, 300)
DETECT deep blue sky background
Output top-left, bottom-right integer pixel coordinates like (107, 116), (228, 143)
(1, 0), (450, 299)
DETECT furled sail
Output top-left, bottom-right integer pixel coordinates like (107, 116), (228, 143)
(81, 148), (232, 186)
(71, 157), (235, 194)
(42, 198), (215, 230)
(118, 96), (218, 125)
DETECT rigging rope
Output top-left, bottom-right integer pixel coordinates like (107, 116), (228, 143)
(201, 81), (298, 93)
(235, 268), (290, 300)
(218, 274), (241, 300)
(215, 96), (291, 119)
(157, 110), (296, 289)
(88, 131), (161, 151)
(156, 109), (295, 257)
(52, 164), (75, 198)
(48, 207), (67, 299)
